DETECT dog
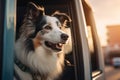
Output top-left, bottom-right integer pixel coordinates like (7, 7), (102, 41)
(14, 2), (72, 80)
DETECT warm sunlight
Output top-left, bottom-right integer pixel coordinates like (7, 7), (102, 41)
(89, 0), (120, 46)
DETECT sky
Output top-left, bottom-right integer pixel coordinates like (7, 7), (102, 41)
(89, 0), (120, 46)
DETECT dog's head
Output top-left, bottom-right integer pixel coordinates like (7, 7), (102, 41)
(23, 2), (72, 52)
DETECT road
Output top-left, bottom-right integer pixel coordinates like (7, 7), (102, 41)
(105, 65), (120, 80)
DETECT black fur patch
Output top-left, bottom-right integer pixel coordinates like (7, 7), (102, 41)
(27, 16), (47, 38)
(24, 16), (47, 53)
(35, 16), (47, 35)
(24, 38), (34, 53)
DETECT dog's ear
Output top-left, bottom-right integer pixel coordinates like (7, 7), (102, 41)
(26, 2), (45, 20)
(52, 11), (72, 27)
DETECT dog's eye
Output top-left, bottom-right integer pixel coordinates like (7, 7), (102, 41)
(44, 25), (52, 30)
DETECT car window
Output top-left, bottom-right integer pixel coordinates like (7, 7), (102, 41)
(17, 0), (76, 80)
(82, 1), (103, 78)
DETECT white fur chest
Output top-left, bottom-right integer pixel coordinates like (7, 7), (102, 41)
(26, 46), (63, 79)
(15, 40), (64, 80)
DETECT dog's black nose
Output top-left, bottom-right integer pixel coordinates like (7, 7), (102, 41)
(61, 33), (69, 41)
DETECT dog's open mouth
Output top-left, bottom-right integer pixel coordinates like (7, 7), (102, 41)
(45, 41), (64, 51)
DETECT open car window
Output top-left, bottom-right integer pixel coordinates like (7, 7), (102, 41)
(17, 0), (76, 80)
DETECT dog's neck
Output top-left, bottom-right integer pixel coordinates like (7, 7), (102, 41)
(15, 58), (48, 80)
(15, 58), (31, 73)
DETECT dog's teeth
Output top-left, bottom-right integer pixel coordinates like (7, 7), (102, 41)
(56, 43), (63, 49)
(59, 43), (62, 47)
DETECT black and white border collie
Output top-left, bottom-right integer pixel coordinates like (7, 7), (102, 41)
(14, 2), (72, 80)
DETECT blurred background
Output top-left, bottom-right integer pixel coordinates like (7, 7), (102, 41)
(89, 0), (120, 80)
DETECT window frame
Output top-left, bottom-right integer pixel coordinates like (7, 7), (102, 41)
(0, 0), (5, 79)
(72, 0), (92, 80)
(1, 0), (16, 80)
(81, 0), (105, 79)
(72, 0), (105, 80)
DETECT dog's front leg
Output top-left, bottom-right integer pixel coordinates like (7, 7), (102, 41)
(14, 64), (32, 80)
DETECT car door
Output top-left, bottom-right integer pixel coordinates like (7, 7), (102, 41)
(0, 0), (16, 80)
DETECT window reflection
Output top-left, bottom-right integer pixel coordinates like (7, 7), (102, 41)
(86, 25), (99, 71)
(87, 26), (94, 53)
